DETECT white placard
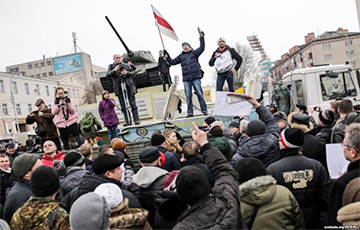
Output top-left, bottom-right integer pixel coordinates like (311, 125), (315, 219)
(214, 50), (233, 72)
(326, 143), (349, 179)
(213, 92), (252, 116)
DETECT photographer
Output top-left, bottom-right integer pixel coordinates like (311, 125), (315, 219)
(51, 87), (83, 150)
(106, 54), (140, 126)
(26, 99), (61, 150)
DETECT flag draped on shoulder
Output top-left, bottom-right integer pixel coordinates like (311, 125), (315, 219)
(151, 5), (179, 41)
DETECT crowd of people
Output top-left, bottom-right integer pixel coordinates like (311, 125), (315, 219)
(0, 93), (358, 229)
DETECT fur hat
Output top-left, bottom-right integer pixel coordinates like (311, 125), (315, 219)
(64, 151), (85, 167)
(318, 109), (335, 126)
(151, 133), (166, 146)
(139, 146), (160, 163)
(288, 112), (313, 133)
(176, 166), (210, 205)
(343, 178), (360, 206)
(94, 183), (123, 208)
(30, 165), (60, 197)
(280, 128), (304, 149)
(235, 158), (267, 184)
(12, 154), (39, 180)
(246, 120), (266, 137)
(210, 121), (225, 132)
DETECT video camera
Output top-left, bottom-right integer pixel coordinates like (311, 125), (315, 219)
(115, 62), (127, 72)
(55, 96), (71, 105)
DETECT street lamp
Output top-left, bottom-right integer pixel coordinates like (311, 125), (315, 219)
(10, 73), (20, 134)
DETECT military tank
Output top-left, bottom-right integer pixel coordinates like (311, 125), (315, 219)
(99, 16), (162, 92)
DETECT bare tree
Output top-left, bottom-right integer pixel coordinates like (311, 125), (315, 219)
(82, 80), (103, 104)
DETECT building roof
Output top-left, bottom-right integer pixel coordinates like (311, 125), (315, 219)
(92, 64), (107, 72)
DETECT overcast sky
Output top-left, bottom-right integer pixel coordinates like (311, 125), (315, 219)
(0, 0), (359, 85)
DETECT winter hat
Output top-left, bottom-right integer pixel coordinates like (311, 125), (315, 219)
(280, 128), (304, 149)
(217, 37), (226, 43)
(63, 151), (85, 167)
(30, 165), (60, 197)
(291, 113), (309, 125)
(345, 112), (359, 126)
(12, 154), (39, 180)
(229, 121), (240, 129)
(35, 99), (45, 106)
(111, 140), (126, 153)
(92, 154), (124, 175)
(139, 146), (160, 163)
(246, 120), (266, 137)
(209, 126), (223, 137)
(296, 104), (307, 113)
(70, 192), (111, 230)
(176, 166), (210, 205)
(273, 111), (287, 121)
(94, 183), (124, 208)
(204, 117), (216, 126)
(163, 170), (179, 191)
(5, 143), (15, 149)
(151, 133), (166, 146)
(318, 109), (335, 125)
(235, 158), (267, 184)
(182, 42), (190, 47)
(343, 177), (360, 206)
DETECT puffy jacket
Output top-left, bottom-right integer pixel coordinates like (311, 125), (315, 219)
(267, 148), (332, 229)
(106, 62), (137, 97)
(60, 166), (88, 197)
(231, 105), (280, 167)
(98, 98), (119, 127)
(129, 166), (168, 226)
(166, 36), (205, 82)
(41, 150), (65, 168)
(240, 175), (305, 229)
(208, 136), (235, 162)
(51, 98), (78, 128)
(173, 143), (246, 229)
(26, 107), (58, 139)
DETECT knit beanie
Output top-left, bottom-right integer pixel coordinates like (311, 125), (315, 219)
(176, 166), (210, 205)
(63, 151), (85, 167)
(70, 192), (111, 230)
(204, 117), (216, 126)
(163, 170), (179, 191)
(246, 120), (266, 137)
(94, 183), (124, 209)
(151, 133), (166, 146)
(342, 177), (360, 206)
(12, 154), (39, 180)
(111, 140), (126, 153)
(30, 165), (60, 197)
(209, 126), (223, 137)
(92, 154), (125, 175)
(229, 121), (240, 129)
(139, 146), (160, 163)
(345, 112), (359, 126)
(182, 42), (190, 47)
(235, 158), (267, 184)
(280, 128), (304, 149)
(318, 109), (335, 125)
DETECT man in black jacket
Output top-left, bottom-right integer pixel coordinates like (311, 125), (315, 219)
(106, 54), (139, 126)
(327, 123), (360, 226)
(209, 37), (242, 92)
(173, 122), (246, 229)
(158, 50), (172, 92)
(267, 128), (332, 229)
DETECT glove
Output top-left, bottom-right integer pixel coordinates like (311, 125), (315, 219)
(197, 27), (205, 37)
(163, 50), (169, 56)
(53, 160), (67, 176)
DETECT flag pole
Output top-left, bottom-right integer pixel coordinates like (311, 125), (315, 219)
(157, 26), (166, 50)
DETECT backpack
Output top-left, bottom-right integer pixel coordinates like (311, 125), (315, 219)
(80, 113), (94, 131)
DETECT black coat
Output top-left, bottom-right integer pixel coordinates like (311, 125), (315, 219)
(302, 133), (327, 170)
(315, 126), (332, 145)
(61, 174), (141, 212)
(0, 170), (14, 207)
(182, 156), (214, 187)
(173, 144), (246, 229)
(106, 62), (137, 97)
(267, 148), (332, 229)
(327, 160), (360, 226)
(3, 179), (33, 223)
(158, 57), (171, 75)
(158, 146), (181, 172)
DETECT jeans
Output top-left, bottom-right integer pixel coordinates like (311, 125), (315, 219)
(161, 73), (172, 92)
(107, 125), (119, 142)
(118, 85), (139, 124)
(183, 79), (208, 115)
(216, 71), (234, 92)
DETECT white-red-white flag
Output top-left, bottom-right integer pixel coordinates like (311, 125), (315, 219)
(151, 5), (179, 41)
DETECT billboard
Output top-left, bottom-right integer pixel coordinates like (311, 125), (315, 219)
(53, 53), (83, 76)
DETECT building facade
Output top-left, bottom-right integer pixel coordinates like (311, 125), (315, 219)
(0, 72), (85, 136)
(271, 28), (360, 80)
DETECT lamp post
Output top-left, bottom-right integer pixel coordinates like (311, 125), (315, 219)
(10, 73), (20, 134)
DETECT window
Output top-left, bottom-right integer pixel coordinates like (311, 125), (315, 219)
(295, 80), (305, 105)
(9, 68), (18, 73)
(40, 62), (45, 67)
(16, 104), (21, 115)
(72, 89), (76, 98)
(345, 40), (353, 47)
(347, 50), (355, 58)
(49, 72), (53, 76)
(323, 43), (331, 50)
(30, 75), (34, 78)
(34, 63), (39, 68)
(0, 80), (4, 93)
(36, 74), (40, 78)
(28, 104), (32, 113)
(35, 84), (40, 95)
(320, 71), (358, 101)
(24, 83), (29, 95)
(46, 85), (49, 96)
(47, 61), (52, 66)
(350, 61), (356, 67)
(324, 54), (333, 60)
(2, 104), (8, 115)
(12, 81), (18, 94)
(68, 89), (71, 97)
(28, 64), (33, 69)
(77, 89), (80, 98)
(42, 73), (47, 77)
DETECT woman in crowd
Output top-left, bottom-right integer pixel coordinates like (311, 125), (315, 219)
(98, 90), (120, 142)
(163, 129), (182, 160)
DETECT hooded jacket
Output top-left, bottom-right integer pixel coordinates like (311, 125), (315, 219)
(267, 148), (332, 229)
(10, 197), (69, 230)
(98, 97), (119, 127)
(239, 175), (305, 229)
(41, 150), (65, 168)
(26, 107), (58, 139)
(231, 105), (280, 167)
(173, 144), (246, 229)
(60, 166), (88, 197)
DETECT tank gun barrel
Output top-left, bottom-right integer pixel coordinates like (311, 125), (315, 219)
(105, 16), (132, 55)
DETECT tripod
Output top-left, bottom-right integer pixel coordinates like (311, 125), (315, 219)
(120, 80), (133, 125)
